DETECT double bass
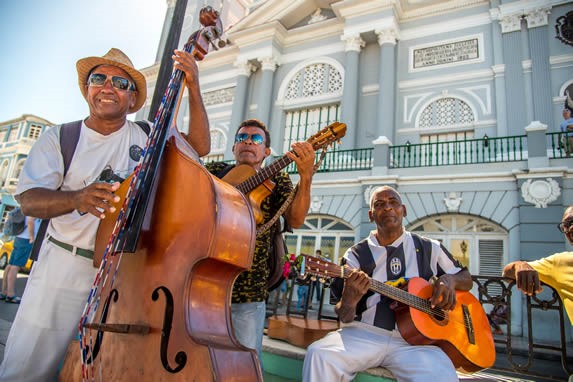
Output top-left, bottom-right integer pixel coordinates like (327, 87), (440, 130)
(59, 7), (262, 381)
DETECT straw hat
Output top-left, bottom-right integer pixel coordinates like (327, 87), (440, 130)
(76, 48), (147, 113)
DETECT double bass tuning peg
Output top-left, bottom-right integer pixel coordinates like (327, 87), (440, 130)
(189, 7), (225, 60)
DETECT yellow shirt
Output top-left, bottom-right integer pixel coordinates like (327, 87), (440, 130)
(529, 252), (573, 323)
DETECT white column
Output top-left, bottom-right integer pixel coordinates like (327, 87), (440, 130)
(256, 56), (279, 125)
(375, 28), (398, 142)
(340, 34), (365, 150)
(225, 60), (256, 160)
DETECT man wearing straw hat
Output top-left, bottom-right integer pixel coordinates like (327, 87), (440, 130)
(0, 48), (210, 381)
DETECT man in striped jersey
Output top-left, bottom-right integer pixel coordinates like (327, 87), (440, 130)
(303, 185), (472, 382)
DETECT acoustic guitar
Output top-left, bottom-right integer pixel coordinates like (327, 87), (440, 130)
(300, 254), (496, 373)
(221, 122), (346, 224)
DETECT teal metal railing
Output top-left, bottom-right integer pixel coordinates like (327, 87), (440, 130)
(281, 148), (373, 174)
(390, 135), (527, 168)
(203, 132), (570, 173)
(547, 131), (573, 159)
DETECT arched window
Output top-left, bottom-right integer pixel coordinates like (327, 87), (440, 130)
(285, 63), (343, 100)
(287, 214), (355, 265)
(418, 97), (475, 129)
(408, 214), (507, 278)
(202, 128), (227, 163)
(415, 97), (477, 165)
(278, 59), (344, 153)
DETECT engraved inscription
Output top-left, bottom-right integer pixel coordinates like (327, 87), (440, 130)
(413, 39), (479, 69)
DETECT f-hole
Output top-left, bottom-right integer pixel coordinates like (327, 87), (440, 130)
(152, 286), (187, 373)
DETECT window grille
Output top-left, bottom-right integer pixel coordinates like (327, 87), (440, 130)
(285, 63), (342, 101)
(283, 105), (340, 153)
(210, 129), (226, 152)
(419, 97), (474, 129)
(28, 124), (42, 139)
(288, 215), (355, 265)
(409, 215), (506, 277)
(479, 239), (504, 296)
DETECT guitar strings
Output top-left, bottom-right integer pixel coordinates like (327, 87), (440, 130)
(305, 259), (473, 331)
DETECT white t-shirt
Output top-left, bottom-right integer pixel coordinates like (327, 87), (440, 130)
(16, 120), (149, 250)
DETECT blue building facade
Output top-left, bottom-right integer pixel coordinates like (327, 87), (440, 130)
(137, 0), (573, 342)
(0, 114), (52, 222)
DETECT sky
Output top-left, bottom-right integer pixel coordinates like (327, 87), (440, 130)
(0, 0), (168, 125)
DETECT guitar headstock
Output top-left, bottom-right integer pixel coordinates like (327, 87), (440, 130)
(300, 254), (343, 280)
(306, 122), (347, 151)
(187, 6), (226, 61)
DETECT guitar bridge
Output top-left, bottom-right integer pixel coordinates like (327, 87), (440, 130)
(462, 304), (475, 344)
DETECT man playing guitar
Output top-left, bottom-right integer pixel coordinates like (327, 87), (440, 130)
(303, 185), (473, 382)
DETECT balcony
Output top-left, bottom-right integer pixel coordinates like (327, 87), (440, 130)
(277, 124), (570, 174)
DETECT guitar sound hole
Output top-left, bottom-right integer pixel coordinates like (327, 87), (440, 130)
(431, 308), (447, 323)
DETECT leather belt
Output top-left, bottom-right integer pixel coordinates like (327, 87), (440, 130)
(48, 236), (94, 260)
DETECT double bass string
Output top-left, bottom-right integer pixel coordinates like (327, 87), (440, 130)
(78, 35), (197, 381)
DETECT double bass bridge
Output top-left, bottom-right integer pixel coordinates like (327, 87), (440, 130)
(83, 322), (150, 335)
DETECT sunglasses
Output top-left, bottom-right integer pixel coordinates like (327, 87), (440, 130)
(235, 133), (265, 145)
(87, 73), (135, 91)
(557, 220), (573, 233)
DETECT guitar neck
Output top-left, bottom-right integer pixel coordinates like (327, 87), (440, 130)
(367, 276), (432, 315)
(318, 262), (434, 316)
(236, 155), (293, 194)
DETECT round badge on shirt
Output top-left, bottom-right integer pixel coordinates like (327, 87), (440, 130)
(130, 145), (143, 161)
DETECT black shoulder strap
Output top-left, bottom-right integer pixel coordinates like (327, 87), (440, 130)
(135, 120), (151, 136)
(29, 219), (48, 262)
(59, 120), (83, 177)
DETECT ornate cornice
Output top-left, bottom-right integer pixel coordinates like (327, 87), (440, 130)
(341, 34), (365, 52)
(259, 56), (279, 72)
(234, 60), (257, 77)
(525, 7), (551, 29)
(375, 28), (398, 46)
(500, 14), (522, 33)
(495, 1), (554, 33)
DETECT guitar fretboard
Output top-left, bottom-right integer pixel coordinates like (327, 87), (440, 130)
(236, 156), (293, 194)
(341, 268), (437, 316)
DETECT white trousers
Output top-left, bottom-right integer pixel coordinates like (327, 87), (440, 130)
(0, 241), (96, 382)
(302, 323), (459, 382)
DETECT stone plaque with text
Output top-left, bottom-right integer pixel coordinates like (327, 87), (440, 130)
(413, 38), (479, 69)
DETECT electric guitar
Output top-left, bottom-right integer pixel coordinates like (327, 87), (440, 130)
(221, 122), (346, 224)
(300, 254), (495, 373)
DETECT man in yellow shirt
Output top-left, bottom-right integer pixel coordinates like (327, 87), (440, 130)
(503, 205), (573, 323)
